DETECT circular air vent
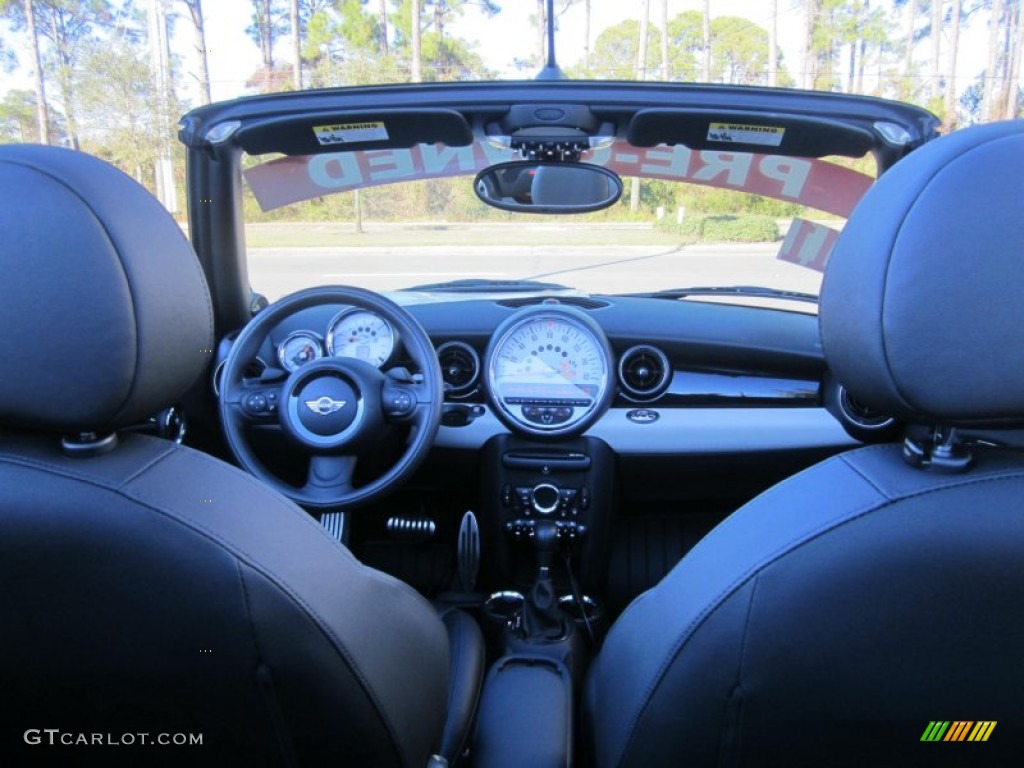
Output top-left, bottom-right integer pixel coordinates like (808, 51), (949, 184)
(437, 341), (480, 395)
(837, 385), (896, 430)
(618, 345), (671, 399)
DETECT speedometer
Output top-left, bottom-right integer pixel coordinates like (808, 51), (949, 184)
(326, 308), (396, 367)
(485, 306), (614, 436)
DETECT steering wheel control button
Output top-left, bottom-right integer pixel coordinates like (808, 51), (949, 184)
(296, 377), (358, 436)
(244, 393), (268, 414)
(384, 387), (415, 417)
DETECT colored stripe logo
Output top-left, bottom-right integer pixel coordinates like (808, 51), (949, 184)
(921, 721), (996, 742)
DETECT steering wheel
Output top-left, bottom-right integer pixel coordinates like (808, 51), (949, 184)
(218, 286), (443, 510)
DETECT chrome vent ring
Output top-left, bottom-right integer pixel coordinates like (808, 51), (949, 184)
(618, 345), (671, 399)
(437, 341), (480, 395)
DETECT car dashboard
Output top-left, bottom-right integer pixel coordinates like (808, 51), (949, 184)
(227, 291), (861, 458)
(210, 287), (879, 612)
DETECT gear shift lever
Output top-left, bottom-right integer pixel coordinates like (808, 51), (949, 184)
(532, 521), (557, 609)
(523, 521), (565, 640)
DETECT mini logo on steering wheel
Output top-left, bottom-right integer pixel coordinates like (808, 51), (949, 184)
(305, 397), (347, 415)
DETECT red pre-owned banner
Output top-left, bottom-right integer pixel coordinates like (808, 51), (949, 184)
(243, 139), (873, 218)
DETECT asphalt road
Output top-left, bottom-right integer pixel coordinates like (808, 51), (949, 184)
(247, 243), (823, 303)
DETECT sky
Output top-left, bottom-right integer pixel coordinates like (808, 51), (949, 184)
(0, 0), (991, 108)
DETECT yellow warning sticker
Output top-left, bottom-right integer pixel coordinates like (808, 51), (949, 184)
(313, 121), (389, 145)
(707, 122), (785, 147)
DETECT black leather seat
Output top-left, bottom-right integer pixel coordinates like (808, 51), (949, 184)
(0, 145), (482, 767)
(585, 121), (1024, 767)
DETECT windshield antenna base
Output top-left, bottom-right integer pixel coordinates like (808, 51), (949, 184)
(535, 0), (567, 81)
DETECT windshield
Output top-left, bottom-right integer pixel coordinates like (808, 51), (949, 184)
(241, 140), (874, 308)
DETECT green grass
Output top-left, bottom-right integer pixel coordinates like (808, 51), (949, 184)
(656, 213), (781, 243)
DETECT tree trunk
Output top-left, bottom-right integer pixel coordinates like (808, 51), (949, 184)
(1004, 0), (1024, 118)
(636, 0), (650, 79)
(290, 0), (300, 89)
(768, 0), (778, 86)
(148, 0), (177, 211)
(847, 37), (856, 93)
(943, 0), (961, 130)
(379, 0), (388, 56)
(930, 0), (942, 102)
(50, 14), (78, 150)
(410, 0), (422, 82)
(584, 0), (591, 72)
(856, 0), (869, 94)
(902, 0), (916, 99)
(660, 0), (669, 80)
(187, 0), (212, 104)
(540, 0), (547, 65)
(24, 0), (50, 144)
(702, 0), (711, 81)
(983, 0), (1004, 120)
(803, 0), (816, 89)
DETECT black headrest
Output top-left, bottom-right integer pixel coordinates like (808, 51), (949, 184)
(0, 145), (213, 433)
(820, 120), (1024, 428)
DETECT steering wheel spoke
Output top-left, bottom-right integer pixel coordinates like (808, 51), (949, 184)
(302, 454), (357, 501)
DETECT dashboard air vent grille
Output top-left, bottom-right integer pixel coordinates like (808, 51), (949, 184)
(437, 341), (480, 395)
(497, 296), (610, 310)
(618, 345), (671, 399)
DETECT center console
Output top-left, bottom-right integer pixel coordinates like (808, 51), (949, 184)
(478, 433), (616, 596)
(472, 434), (615, 767)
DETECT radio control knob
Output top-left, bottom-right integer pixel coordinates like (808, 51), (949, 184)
(530, 483), (560, 516)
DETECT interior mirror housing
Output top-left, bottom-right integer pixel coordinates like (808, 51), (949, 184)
(474, 161), (623, 214)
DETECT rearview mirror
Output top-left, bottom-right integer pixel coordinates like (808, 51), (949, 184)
(474, 162), (623, 214)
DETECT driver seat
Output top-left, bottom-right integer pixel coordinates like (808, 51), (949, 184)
(0, 145), (483, 767)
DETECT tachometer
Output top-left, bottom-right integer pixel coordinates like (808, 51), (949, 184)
(485, 306), (614, 436)
(277, 331), (323, 372)
(327, 308), (396, 367)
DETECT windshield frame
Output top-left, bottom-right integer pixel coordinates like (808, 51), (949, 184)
(180, 80), (941, 333)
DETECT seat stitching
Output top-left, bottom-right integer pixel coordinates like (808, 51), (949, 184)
(838, 452), (894, 498)
(237, 559), (300, 768)
(717, 573), (759, 768)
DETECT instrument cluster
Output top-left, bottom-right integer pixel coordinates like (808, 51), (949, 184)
(276, 308), (396, 372)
